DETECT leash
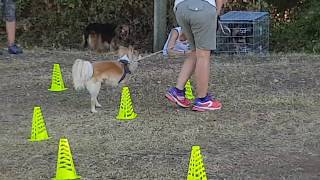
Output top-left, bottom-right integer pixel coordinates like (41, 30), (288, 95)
(136, 50), (163, 62)
(219, 21), (231, 35)
(217, 16), (231, 35)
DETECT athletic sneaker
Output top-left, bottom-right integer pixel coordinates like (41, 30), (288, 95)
(192, 95), (222, 112)
(165, 87), (191, 108)
(8, 44), (23, 54)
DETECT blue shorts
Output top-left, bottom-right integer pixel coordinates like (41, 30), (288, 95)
(1, 0), (16, 22)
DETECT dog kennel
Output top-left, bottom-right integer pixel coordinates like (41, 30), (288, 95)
(216, 11), (269, 55)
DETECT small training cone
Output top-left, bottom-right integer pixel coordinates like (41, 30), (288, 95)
(49, 64), (68, 92)
(53, 138), (81, 180)
(28, 106), (51, 142)
(185, 80), (195, 100)
(187, 146), (207, 180)
(116, 86), (138, 120)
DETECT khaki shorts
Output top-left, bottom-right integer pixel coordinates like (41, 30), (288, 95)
(175, 0), (217, 50)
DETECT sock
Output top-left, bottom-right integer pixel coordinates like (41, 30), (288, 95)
(175, 87), (185, 96)
(199, 95), (209, 102)
(175, 87), (184, 93)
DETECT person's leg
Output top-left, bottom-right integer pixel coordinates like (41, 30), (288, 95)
(165, 50), (196, 108)
(3, 0), (22, 54)
(6, 21), (15, 46)
(175, 51), (196, 90)
(194, 49), (210, 98)
(174, 5), (197, 91)
(185, 0), (221, 111)
(165, 1), (196, 108)
(0, 0), (3, 54)
(192, 49), (222, 112)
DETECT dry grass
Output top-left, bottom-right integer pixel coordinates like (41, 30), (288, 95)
(0, 50), (319, 180)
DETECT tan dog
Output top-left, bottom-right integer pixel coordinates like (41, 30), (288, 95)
(72, 46), (138, 113)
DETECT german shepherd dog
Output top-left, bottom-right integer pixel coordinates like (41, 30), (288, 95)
(72, 46), (139, 113)
(82, 23), (131, 53)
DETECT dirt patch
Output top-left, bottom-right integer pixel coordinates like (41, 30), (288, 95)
(0, 50), (320, 179)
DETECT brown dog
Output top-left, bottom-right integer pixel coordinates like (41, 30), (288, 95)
(82, 23), (131, 53)
(72, 46), (139, 113)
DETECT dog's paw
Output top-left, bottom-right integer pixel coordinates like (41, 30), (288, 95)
(95, 103), (102, 108)
(91, 109), (98, 113)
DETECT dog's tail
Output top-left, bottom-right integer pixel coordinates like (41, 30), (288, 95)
(72, 59), (93, 90)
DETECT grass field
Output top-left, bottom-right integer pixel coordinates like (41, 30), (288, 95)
(0, 50), (319, 180)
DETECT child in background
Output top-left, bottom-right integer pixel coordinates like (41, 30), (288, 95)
(163, 27), (191, 57)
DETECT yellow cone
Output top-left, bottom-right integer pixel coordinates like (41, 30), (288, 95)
(116, 86), (138, 120)
(53, 138), (81, 180)
(185, 80), (195, 100)
(187, 146), (207, 180)
(49, 64), (68, 92)
(28, 106), (51, 142)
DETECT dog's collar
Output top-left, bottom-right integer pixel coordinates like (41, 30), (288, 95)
(118, 57), (131, 84)
(119, 55), (130, 63)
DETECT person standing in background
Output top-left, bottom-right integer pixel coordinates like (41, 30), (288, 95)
(1, 0), (23, 54)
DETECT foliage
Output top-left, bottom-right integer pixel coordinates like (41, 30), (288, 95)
(271, 0), (320, 53)
(2, 0), (318, 53)
(14, 0), (153, 50)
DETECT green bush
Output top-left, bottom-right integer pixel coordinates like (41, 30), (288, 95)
(6, 0), (319, 53)
(271, 0), (320, 53)
(15, 0), (154, 50)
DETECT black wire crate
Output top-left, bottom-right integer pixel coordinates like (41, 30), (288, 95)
(217, 11), (269, 55)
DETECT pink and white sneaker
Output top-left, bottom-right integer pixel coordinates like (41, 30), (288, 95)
(192, 95), (222, 112)
(165, 87), (191, 108)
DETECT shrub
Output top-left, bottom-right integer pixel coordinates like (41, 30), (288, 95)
(3, 0), (318, 53)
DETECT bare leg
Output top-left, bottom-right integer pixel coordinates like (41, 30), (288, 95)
(176, 50), (197, 90)
(6, 21), (16, 46)
(195, 49), (211, 98)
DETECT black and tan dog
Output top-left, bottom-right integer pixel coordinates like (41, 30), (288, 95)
(82, 23), (131, 53)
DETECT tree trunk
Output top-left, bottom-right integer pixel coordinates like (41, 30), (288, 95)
(153, 0), (167, 52)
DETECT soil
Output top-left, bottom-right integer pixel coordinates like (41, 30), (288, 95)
(0, 49), (320, 180)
